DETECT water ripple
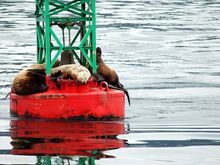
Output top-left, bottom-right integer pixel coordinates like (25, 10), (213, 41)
(124, 125), (220, 148)
(0, 0), (220, 163)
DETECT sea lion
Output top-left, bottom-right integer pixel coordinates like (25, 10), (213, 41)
(12, 64), (48, 95)
(59, 50), (75, 66)
(11, 60), (62, 95)
(50, 51), (91, 88)
(96, 47), (130, 105)
(50, 64), (91, 85)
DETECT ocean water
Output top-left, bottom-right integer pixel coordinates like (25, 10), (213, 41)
(0, 0), (220, 164)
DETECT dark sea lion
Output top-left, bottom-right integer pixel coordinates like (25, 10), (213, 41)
(50, 50), (76, 88)
(12, 61), (62, 95)
(12, 64), (48, 95)
(59, 50), (75, 66)
(96, 47), (130, 105)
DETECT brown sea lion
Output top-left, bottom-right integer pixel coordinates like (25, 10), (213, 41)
(12, 60), (61, 95)
(96, 47), (130, 105)
(59, 50), (75, 66)
(50, 50), (76, 87)
(12, 64), (48, 95)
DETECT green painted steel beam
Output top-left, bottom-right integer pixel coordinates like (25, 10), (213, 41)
(91, 0), (97, 73)
(50, 0), (92, 16)
(44, 0), (51, 74)
(36, 17), (91, 24)
(35, 0), (97, 74)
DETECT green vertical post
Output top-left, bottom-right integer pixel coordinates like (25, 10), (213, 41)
(80, 2), (86, 65)
(91, 0), (97, 73)
(45, 0), (51, 74)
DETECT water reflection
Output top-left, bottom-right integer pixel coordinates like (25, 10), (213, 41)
(10, 119), (126, 164)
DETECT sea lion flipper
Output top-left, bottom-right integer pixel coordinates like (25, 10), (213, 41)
(108, 84), (130, 106)
(123, 88), (130, 106)
(120, 88), (131, 106)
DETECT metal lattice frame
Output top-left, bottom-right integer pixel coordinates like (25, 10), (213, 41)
(35, 0), (97, 74)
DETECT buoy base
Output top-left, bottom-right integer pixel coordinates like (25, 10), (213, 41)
(10, 77), (125, 120)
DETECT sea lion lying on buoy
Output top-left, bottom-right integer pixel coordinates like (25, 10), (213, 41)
(11, 58), (59, 95)
(50, 64), (91, 85)
(12, 49), (90, 95)
(96, 47), (130, 105)
(12, 64), (48, 95)
(12, 63), (91, 95)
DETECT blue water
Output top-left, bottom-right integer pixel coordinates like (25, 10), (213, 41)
(1, 0), (220, 164)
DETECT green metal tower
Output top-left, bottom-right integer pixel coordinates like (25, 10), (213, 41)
(35, 0), (97, 74)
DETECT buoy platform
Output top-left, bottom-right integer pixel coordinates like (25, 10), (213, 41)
(10, 77), (125, 120)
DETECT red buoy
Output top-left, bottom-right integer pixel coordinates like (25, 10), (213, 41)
(10, 77), (125, 120)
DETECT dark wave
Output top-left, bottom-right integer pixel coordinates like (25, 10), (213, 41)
(126, 139), (220, 148)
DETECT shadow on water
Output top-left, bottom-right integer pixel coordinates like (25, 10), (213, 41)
(7, 119), (127, 165)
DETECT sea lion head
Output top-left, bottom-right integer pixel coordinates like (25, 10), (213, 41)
(26, 68), (46, 83)
(96, 47), (103, 63)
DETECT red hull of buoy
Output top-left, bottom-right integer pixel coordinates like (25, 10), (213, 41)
(10, 77), (125, 120)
